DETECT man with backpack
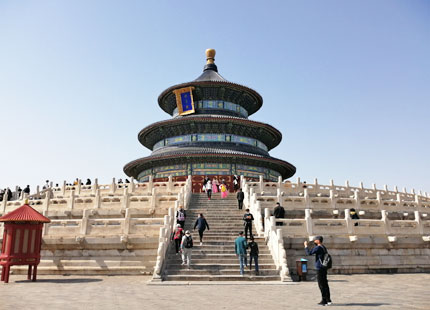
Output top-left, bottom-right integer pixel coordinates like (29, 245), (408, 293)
(304, 236), (332, 306)
(176, 206), (186, 228)
(180, 230), (193, 268)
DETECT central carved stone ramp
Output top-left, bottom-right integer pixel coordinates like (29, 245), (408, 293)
(163, 193), (280, 281)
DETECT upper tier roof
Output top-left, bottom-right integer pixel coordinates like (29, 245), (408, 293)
(158, 50), (263, 116)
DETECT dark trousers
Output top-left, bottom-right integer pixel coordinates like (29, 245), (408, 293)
(177, 220), (185, 228)
(244, 223), (253, 239)
(317, 268), (331, 302)
(238, 200), (243, 209)
(250, 255), (259, 272)
(174, 239), (181, 253)
(207, 189), (212, 199)
(198, 230), (204, 242)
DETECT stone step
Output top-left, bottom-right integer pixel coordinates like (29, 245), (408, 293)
(169, 249), (271, 255)
(167, 252), (273, 258)
(166, 263), (277, 270)
(165, 269), (278, 276)
(163, 274), (280, 281)
(164, 258), (275, 264)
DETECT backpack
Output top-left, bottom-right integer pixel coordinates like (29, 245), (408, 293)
(177, 211), (185, 221)
(184, 236), (193, 248)
(320, 245), (332, 269)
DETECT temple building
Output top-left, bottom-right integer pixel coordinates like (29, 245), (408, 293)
(123, 49), (296, 191)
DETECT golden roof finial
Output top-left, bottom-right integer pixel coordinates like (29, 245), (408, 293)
(206, 49), (216, 64)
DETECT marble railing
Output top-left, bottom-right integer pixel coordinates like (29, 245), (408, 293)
(263, 209), (430, 241)
(1, 177), (191, 217)
(242, 177), (430, 220)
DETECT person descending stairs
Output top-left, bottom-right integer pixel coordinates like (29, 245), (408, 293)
(162, 193), (281, 281)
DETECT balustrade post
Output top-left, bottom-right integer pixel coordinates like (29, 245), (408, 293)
(297, 176), (301, 187)
(264, 208), (271, 237)
(151, 187), (157, 210)
(148, 176), (154, 194)
(77, 179), (82, 195)
(44, 190), (50, 213)
(329, 179), (334, 188)
(414, 211), (423, 235)
(277, 188), (282, 204)
(329, 189), (335, 209)
(376, 191), (382, 209)
(277, 176), (282, 189)
(92, 178), (98, 195)
(111, 178), (116, 194)
(94, 190), (101, 209)
(129, 177), (135, 194)
(259, 175), (264, 193)
(80, 209), (90, 235)
(397, 193), (402, 206)
(62, 180), (66, 196)
(345, 208), (353, 234)
(68, 190), (75, 212)
(124, 208), (131, 235)
(276, 228), (284, 267)
(168, 175), (173, 193)
(304, 188), (310, 209)
(305, 209), (313, 236)
(122, 188), (130, 209)
(381, 210), (390, 235)
(2, 192), (8, 213)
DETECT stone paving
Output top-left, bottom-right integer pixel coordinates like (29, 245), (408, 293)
(1, 274), (429, 309)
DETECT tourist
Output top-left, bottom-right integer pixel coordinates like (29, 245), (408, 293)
(7, 188), (12, 201)
(206, 179), (212, 200)
(234, 231), (248, 275)
(302, 181), (307, 189)
(243, 209), (254, 240)
(236, 188), (244, 210)
(180, 230), (193, 268)
(176, 206), (186, 228)
(274, 202), (285, 226)
(220, 182), (228, 199)
(212, 177), (219, 193)
(247, 236), (259, 275)
(17, 187), (22, 199)
(0, 189), (4, 201)
(73, 178), (79, 186)
(350, 208), (360, 226)
(172, 224), (184, 254)
(23, 185), (30, 195)
(118, 178), (123, 184)
(86, 179), (92, 185)
(202, 175), (208, 192)
(233, 175), (239, 192)
(193, 213), (210, 245)
(304, 236), (332, 306)
(125, 179), (130, 183)
(43, 180), (50, 190)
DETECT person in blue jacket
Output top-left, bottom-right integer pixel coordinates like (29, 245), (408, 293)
(304, 236), (332, 306)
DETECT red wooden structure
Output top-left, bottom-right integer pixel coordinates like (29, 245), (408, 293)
(0, 202), (50, 283)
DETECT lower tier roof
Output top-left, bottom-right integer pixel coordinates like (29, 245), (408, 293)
(123, 151), (296, 180)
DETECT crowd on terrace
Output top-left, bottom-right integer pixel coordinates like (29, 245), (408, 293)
(0, 178), (132, 202)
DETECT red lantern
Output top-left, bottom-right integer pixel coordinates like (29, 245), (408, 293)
(0, 202), (50, 283)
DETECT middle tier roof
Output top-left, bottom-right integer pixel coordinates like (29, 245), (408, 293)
(138, 115), (283, 151)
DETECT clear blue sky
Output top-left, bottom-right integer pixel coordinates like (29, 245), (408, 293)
(0, 1), (429, 194)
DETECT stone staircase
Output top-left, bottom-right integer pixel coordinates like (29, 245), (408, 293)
(162, 193), (281, 281)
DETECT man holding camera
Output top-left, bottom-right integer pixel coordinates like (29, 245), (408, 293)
(304, 236), (332, 306)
